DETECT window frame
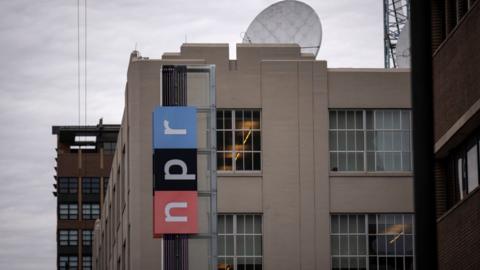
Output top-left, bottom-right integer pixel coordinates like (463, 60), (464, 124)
(329, 109), (412, 173)
(217, 214), (263, 270)
(82, 177), (100, 194)
(82, 256), (92, 270)
(451, 131), (480, 200)
(217, 109), (262, 173)
(58, 177), (78, 194)
(59, 203), (78, 220)
(58, 229), (78, 246)
(59, 256), (78, 270)
(330, 213), (415, 270)
(82, 203), (100, 220)
(82, 230), (93, 246)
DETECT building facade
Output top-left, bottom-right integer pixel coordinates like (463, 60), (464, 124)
(430, 1), (480, 269)
(52, 121), (120, 270)
(92, 44), (414, 270)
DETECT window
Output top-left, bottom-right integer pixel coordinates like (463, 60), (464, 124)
(59, 256), (78, 270)
(82, 177), (100, 194)
(103, 177), (109, 196)
(457, 158), (464, 200)
(467, 144), (479, 193)
(82, 256), (92, 270)
(218, 214), (262, 270)
(59, 204), (78, 220)
(329, 110), (412, 172)
(330, 214), (415, 270)
(58, 177), (78, 194)
(82, 230), (93, 246)
(453, 135), (480, 198)
(82, 204), (100, 220)
(217, 110), (261, 172)
(103, 142), (116, 154)
(59, 230), (78, 246)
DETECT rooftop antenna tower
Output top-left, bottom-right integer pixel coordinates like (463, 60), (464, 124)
(384, 0), (410, 68)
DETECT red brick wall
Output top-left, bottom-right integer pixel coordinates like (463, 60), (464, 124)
(437, 188), (480, 270)
(433, 2), (480, 142)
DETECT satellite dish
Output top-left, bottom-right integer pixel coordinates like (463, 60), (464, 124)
(396, 21), (410, 68)
(243, 0), (322, 57)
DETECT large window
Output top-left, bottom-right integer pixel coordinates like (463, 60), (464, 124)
(218, 214), (262, 270)
(59, 256), (78, 270)
(217, 110), (261, 172)
(59, 204), (78, 220)
(82, 177), (100, 194)
(329, 110), (412, 172)
(330, 214), (415, 270)
(453, 134), (480, 199)
(58, 177), (78, 194)
(82, 256), (92, 270)
(59, 230), (78, 246)
(82, 230), (93, 246)
(82, 204), (100, 220)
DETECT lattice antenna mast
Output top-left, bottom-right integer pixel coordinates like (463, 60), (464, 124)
(384, 0), (410, 68)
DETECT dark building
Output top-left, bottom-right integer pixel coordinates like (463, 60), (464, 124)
(52, 121), (119, 270)
(431, 1), (480, 269)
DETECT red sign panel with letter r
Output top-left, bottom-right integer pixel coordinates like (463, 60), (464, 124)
(153, 191), (198, 237)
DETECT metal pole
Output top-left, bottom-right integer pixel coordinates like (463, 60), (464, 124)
(410, 1), (438, 269)
(209, 65), (218, 270)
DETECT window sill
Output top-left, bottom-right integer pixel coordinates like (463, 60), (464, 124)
(217, 171), (262, 177)
(329, 171), (413, 177)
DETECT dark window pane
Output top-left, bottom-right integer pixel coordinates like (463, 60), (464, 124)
(236, 152), (244, 170)
(369, 256), (378, 270)
(356, 111), (364, 129)
(338, 111), (346, 129)
(244, 111), (252, 128)
(252, 111), (260, 129)
(217, 131), (224, 151)
(235, 132), (244, 152)
(225, 153), (233, 171)
(329, 111), (337, 129)
(224, 110), (232, 129)
(368, 235), (377, 255)
(252, 131), (261, 151)
(330, 152), (338, 171)
(253, 153), (261, 171)
(225, 131), (233, 150)
(217, 152), (225, 170)
(244, 152), (253, 170)
(235, 111), (243, 129)
(217, 111), (224, 129)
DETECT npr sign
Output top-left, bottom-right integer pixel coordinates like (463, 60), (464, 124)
(152, 107), (198, 236)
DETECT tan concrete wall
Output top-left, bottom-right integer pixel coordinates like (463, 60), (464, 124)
(329, 175), (414, 212)
(328, 69), (411, 108)
(93, 44), (413, 270)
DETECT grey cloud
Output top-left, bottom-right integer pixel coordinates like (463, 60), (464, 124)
(0, 0), (383, 269)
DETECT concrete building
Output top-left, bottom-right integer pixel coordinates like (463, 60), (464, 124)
(52, 121), (120, 270)
(92, 44), (414, 270)
(430, 1), (480, 269)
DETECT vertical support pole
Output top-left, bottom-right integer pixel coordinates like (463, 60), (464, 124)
(209, 65), (218, 270)
(411, 1), (438, 269)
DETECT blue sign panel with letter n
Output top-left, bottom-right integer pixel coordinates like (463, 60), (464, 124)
(153, 107), (197, 149)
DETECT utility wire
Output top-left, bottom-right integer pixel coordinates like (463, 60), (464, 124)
(84, 0), (87, 127)
(77, 0), (80, 126)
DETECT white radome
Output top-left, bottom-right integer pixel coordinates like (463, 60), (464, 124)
(243, 0), (322, 57)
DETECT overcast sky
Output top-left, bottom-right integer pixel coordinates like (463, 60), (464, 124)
(0, 0), (383, 268)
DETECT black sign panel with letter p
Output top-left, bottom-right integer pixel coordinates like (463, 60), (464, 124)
(153, 149), (197, 191)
